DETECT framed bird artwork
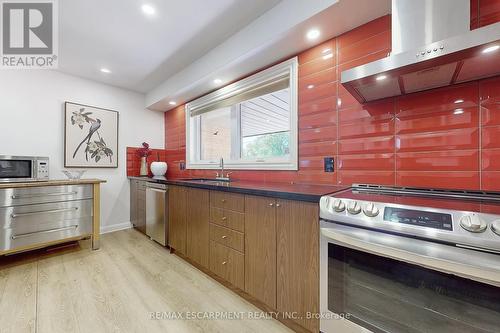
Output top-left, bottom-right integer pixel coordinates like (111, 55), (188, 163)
(64, 102), (119, 168)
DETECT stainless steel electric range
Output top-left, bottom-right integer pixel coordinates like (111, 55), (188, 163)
(319, 184), (500, 333)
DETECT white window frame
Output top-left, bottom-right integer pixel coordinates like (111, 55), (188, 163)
(185, 57), (298, 170)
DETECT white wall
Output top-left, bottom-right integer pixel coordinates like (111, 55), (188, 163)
(0, 70), (164, 232)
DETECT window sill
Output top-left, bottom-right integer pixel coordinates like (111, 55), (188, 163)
(186, 161), (298, 171)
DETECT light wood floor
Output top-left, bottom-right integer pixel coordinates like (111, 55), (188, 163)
(0, 229), (293, 333)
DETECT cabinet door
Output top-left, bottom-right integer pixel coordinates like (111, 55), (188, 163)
(186, 188), (210, 268)
(168, 186), (187, 254)
(276, 199), (319, 332)
(244, 195), (276, 308)
(136, 183), (147, 234)
(130, 181), (138, 228)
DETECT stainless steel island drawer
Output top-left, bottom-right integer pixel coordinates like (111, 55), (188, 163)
(0, 184), (93, 207)
(0, 199), (93, 234)
(0, 217), (92, 253)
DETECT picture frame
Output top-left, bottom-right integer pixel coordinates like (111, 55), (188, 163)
(64, 101), (119, 168)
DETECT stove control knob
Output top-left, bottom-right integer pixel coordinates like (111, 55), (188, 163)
(363, 203), (379, 217)
(347, 201), (361, 215)
(491, 220), (500, 236)
(332, 199), (346, 213)
(460, 214), (487, 233)
(320, 196), (331, 210)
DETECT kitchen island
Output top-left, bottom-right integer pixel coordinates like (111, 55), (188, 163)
(0, 179), (105, 255)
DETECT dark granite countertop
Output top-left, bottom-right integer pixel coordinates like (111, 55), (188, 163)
(128, 176), (348, 202)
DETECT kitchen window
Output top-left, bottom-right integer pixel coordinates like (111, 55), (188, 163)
(186, 58), (298, 170)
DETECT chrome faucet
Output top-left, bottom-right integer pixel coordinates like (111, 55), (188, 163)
(215, 157), (231, 181)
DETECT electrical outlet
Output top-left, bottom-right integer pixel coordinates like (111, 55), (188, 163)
(324, 157), (334, 172)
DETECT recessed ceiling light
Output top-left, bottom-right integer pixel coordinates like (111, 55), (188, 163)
(213, 78), (222, 84)
(306, 29), (320, 40)
(376, 75), (387, 81)
(100, 68), (111, 74)
(307, 84), (315, 89)
(453, 109), (465, 115)
(482, 45), (499, 54)
(454, 99), (464, 104)
(322, 53), (333, 60)
(169, 101), (176, 106)
(141, 4), (156, 15)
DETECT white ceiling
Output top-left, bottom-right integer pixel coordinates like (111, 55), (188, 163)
(58, 0), (281, 92)
(147, 0), (391, 111)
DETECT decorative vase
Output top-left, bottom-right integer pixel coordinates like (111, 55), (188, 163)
(151, 161), (167, 177)
(139, 157), (148, 176)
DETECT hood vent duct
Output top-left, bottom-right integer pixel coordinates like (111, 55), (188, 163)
(341, 0), (500, 103)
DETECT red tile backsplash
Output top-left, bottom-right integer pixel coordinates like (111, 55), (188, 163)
(339, 135), (394, 155)
(155, 13), (500, 191)
(396, 150), (480, 171)
(338, 170), (395, 186)
(337, 15), (391, 49)
(338, 30), (391, 65)
(396, 172), (480, 190)
(482, 126), (500, 149)
(338, 153), (395, 171)
(397, 128), (480, 152)
(482, 149), (500, 171)
(471, 0), (500, 29)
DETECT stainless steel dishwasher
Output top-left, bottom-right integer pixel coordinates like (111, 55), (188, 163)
(145, 182), (168, 246)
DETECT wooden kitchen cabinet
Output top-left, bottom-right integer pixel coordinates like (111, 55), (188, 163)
(276, 199), (319, 332)
(186, 188), (210, 268)
(168, 185), (320, 333)
(168, 185), (187, 254)
(244, 195), (277, 309)
(130, 179), (146, 234)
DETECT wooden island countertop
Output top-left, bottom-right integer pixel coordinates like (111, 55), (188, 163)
(0, 178), (106, 189)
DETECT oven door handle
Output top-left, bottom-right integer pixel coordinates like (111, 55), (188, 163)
(321, 224), (500, 287)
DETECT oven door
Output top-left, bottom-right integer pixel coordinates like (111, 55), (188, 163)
(320, 221), (500, 333)
(0, 156), (35, 182)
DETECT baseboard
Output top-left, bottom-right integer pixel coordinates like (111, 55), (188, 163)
(100, 222), (132, 234)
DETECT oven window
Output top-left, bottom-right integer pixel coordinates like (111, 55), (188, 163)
(0, 160), (32, 178)
(328, 243), (500, 333)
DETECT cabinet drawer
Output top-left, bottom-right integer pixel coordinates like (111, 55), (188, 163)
(0, 199), (93, 234)
(210, 191), (244, 212)
(0, 216), (92, 253)
(137, 181), (147, 191)
(210, 207), (244, 232)
(209, 223), (244, 253)
(209, 241), (244, 290)
(0, 185), (93, 207)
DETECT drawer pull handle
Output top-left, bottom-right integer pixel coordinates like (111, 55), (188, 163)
(221, 235), (227, 239)
(221, 217), (227, 221)
(11, 225), (78, 240)
(221, 261), (227, 265)
(11, 191), (78, 199)
(11, 207), (78, 218)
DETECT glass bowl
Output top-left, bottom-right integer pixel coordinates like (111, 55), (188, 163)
(62, 170), (86, 180)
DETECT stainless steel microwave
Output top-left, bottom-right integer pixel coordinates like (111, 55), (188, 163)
(0, 156), (49, 182)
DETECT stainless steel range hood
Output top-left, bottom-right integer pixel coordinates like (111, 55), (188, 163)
(341, 0), (500, 103)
